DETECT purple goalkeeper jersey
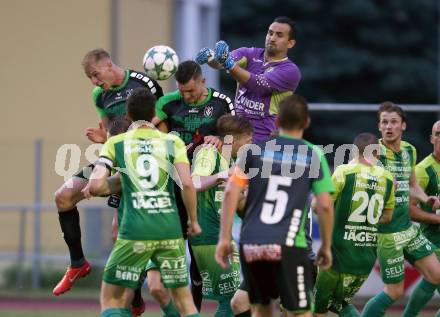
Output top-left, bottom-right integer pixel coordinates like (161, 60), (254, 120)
(231, 47), (301, 142)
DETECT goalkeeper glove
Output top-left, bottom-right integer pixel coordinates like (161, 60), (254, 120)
(214, 40), (236, 70)
(195, 47), (214, 65)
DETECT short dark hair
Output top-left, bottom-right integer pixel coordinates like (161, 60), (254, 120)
(216, 115), (253, 139)
(82, 48), (111, 70)
(175, 60), (202, 84)
(277, 95), (309, 130)
(378, 101), (406, 123)
(126, 88), (156, 122)
(353, 133), (378, 157)
(273, 16), (296, 40)
(107, 115), (131, 136)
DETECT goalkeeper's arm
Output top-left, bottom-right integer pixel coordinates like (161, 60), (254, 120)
(213, 41), (251, 85)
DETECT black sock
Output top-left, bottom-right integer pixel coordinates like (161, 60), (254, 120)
(191, 279), (203, 312)
(188, 244), (203, 311)
(235, 311), (251, 317)
(132, 287), (143, 307)
(58, 207), (85, 267)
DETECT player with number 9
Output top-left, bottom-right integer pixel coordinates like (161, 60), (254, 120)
(87, 88), (202, 317)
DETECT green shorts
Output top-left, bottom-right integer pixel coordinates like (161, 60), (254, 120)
(191, 242), (241, 300)
(145, 259), (159, 272)
(378, 224), (435, 284)
(314, 268), (368, 314)
(103, 238), (188, 289)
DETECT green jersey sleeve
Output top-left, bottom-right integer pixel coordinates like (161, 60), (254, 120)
(311, 147), (335, 194)
(92, 86), (106, 118)
(331, 165), (346, 202)
(410, 144), (417, 168)
(155, 90), (181, 121)
(98, 136), (118, 169)
(192, 146), (218, 176)
(383, 170), (395, 210)
(415, 164), (430, 191)
(172, 134), (189, 164)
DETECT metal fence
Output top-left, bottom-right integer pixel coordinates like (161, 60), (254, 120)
(1, 103), (438, 290)
(0, 203), (112, 290)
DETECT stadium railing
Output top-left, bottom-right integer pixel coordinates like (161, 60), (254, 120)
(0, 203), (112, 290)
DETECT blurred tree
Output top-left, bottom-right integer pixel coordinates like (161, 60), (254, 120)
(219, 0), (438, 160)
(220, 0), (438, 104)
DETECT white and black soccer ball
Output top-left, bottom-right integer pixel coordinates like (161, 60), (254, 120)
(143, 45), (179, 81)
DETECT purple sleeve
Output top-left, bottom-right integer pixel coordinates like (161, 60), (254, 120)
(231, 47), (252, 61)
(244, 63), (301, 93)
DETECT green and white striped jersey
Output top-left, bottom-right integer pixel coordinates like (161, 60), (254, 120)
(377, 140), (416, 234)
(331, 163), (395, 275)
(99, 128), (188, 240)
(189, 146), (231, 246)
(416, 154), (440, 247)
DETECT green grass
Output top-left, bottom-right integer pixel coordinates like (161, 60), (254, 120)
(0, 288), (100, 299)
(0, 310), (435, 317)
(2, 311), (99, 317)
(0, 289), (435, 317)
(1, 311), (212, 317)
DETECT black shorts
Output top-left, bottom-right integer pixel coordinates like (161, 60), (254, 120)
(239, 259), (316, 291)
(73, 163), (96, 180)
(240, 245), (313, 313)
(238, 279), (248, 291)
(310, 260), (318, 287)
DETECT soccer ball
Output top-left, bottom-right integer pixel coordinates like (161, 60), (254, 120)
(143, 45), (179, 81)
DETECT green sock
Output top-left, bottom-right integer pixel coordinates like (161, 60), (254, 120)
(339, 304), (360, 317)
(101, 308), (132, 317)
(215, 297), (234, 317)
(161, 299), (180, 317)
(360, 291), (394, 317)
(402, 279), (437, 317)
(435, 309), (440, 317)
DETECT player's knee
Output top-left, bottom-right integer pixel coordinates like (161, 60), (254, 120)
(230, 296), (241, 313)
(149, 284), (166, 297)
(416, 254), (440, 285)
(433, 272), (440, 284)
(385, 284), (404, 300)
(149, 281), (168, 304)
(424, 270), (440, 285)
(55, 188), (67, 209)
(55, 187), (74, 210)
(111, 221), (118, 242)
(231, 291), (249, 314)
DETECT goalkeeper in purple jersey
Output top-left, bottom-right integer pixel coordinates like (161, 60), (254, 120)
(196, 16), (301, 143)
